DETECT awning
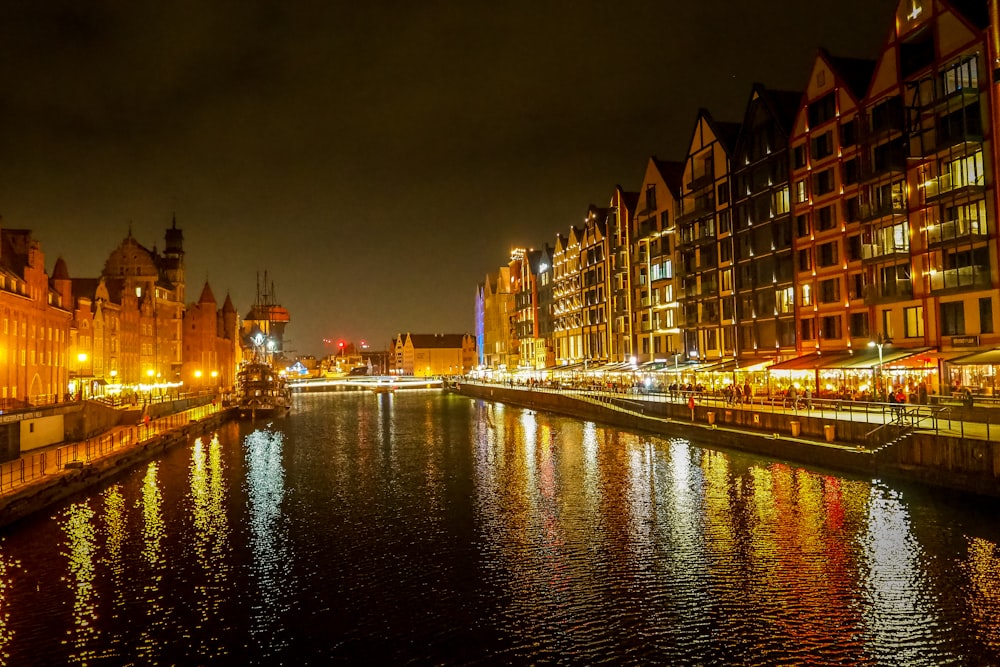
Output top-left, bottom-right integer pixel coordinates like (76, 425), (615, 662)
(638, 360), (668, 371)
(590, 362), (636, 373)
(826, 347), (933, 370)
(949, 349), (1000, 365)
(549, 362), (586, 373)
(767, 351), (854, 371)
(698, 358), (774, 373)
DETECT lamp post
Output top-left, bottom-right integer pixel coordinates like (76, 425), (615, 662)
(868, 333), (891, 400)
(77, 352), (88, 400)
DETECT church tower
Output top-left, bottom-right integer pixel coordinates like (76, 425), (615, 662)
(162, 214), (185, 302)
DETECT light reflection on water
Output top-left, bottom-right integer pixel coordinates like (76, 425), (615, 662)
(0, 392), (994, 664)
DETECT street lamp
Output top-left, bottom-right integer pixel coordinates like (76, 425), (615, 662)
(77, 352), (88, 400)
(868, 333), (892, 400)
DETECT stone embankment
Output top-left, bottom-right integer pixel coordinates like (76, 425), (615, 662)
(456, 383), (1000, 498)
(0, 408), (233, 529)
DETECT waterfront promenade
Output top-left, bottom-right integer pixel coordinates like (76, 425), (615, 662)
(457, 379), (1000, 496)
(0, 400), (225, 526)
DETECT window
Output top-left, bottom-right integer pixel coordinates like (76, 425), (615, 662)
(811, 132), (833, 160)
(794, 180), (808, 204)
(717, 182), (729, 204)
(818, 242), (839, 268)
(645, 185), (657, 212)
(793, 145), (806, 169)
(801, 318), (815, 341)
(813, 168), (834, 196)
(820, 315), (842, 338)
(847, 235), (862, 261)
(808, 92), (836, 127)
(801, 284), (813, 307)
(773, 188), (789, 216)
(817, 205), (835, 231)
(904, 306), (924, 338)
(940, 56), (978, 96)
(777, 287), (794, 314)
(719, 210), (731, 234)
(841, 119), (857, 146)
(850, 312), (869, 338)
(980, 297), (994, 334)
(819, 278), (840, 303)
(798, 249), (812, 272)
(796, 214), (811, 238)
(843, 158), (859, 185)
(940, 301), (965, 336)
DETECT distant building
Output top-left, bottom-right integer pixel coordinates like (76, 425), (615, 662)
(391, 333), (476, 376)
(182, 283), (239, 390)
(0, 227), (72, 405)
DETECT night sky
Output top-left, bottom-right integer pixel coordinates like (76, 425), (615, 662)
(0, 1), (894, 357)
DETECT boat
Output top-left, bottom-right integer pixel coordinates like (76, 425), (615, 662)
(236, 361), (292, 420)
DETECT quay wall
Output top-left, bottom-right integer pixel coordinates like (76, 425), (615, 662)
(456, 384), (1000, 498)
(0, 409), (233, 530)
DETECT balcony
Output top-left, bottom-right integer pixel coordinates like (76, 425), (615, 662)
(925, 217), (989, 247)
(861, 242), (910, 264)
(922, 172), (986, 203)
(928, 265), (991, 292)
(924, 86), (980, 113)
(686, 172), (714, 192)
(677, 196), (716, 225)
(863, 280), (913, 304)
(860, 200), (906, 221)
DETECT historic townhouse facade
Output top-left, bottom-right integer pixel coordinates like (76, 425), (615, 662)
(790, 52), (875, 357)
(0, 229), (71, 405)
(552, 227), (583, 364)
(580, 207), (610, 364)
(510, 246), (554, 370)
(731, 85), (801, 365)
(608, 188), (639, 362)
(632, 158), (683, 363)
(677, 110), (741, 364)
(481, 267), (513, 369)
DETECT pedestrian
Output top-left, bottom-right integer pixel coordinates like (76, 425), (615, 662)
(743, 381), (752, 405)
(918, 381), (928, 405)
(804, 386), (812, 410)
(688, 393), (696, 421)
(787, 385), (798, 409)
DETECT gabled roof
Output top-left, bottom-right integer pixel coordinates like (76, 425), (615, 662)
(222, 292), (237, 313)
(652, 158), (685, 198)
(406, 333), (469, 349)
(949, 0), (989, 29)
(734, 83), (803, 156)
(823, 50), (877, 100)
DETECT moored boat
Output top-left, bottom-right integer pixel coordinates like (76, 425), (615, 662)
(236, 361), (292, 420)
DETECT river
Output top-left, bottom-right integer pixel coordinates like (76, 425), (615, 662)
(0, 390), (997, 665)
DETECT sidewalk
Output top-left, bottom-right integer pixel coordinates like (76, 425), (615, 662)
(0, 402), (224, 497)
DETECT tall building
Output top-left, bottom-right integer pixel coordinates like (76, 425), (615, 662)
(101, 225), (186, 384)
(632, 158), (684, 363)
(677, 109), (741, 363)
(0, 228), (71, 404)
(859, 0), (997, 392)
(731, 84), (802, 364)
(580, 207), (610, 364)
(608, 188), (639, 362)
(552, 226), (583, 364)
(790, 51), (875, 358)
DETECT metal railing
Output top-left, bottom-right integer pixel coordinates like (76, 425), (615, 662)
(0, 402), (222, 494)
(460, 380), (995, 443)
